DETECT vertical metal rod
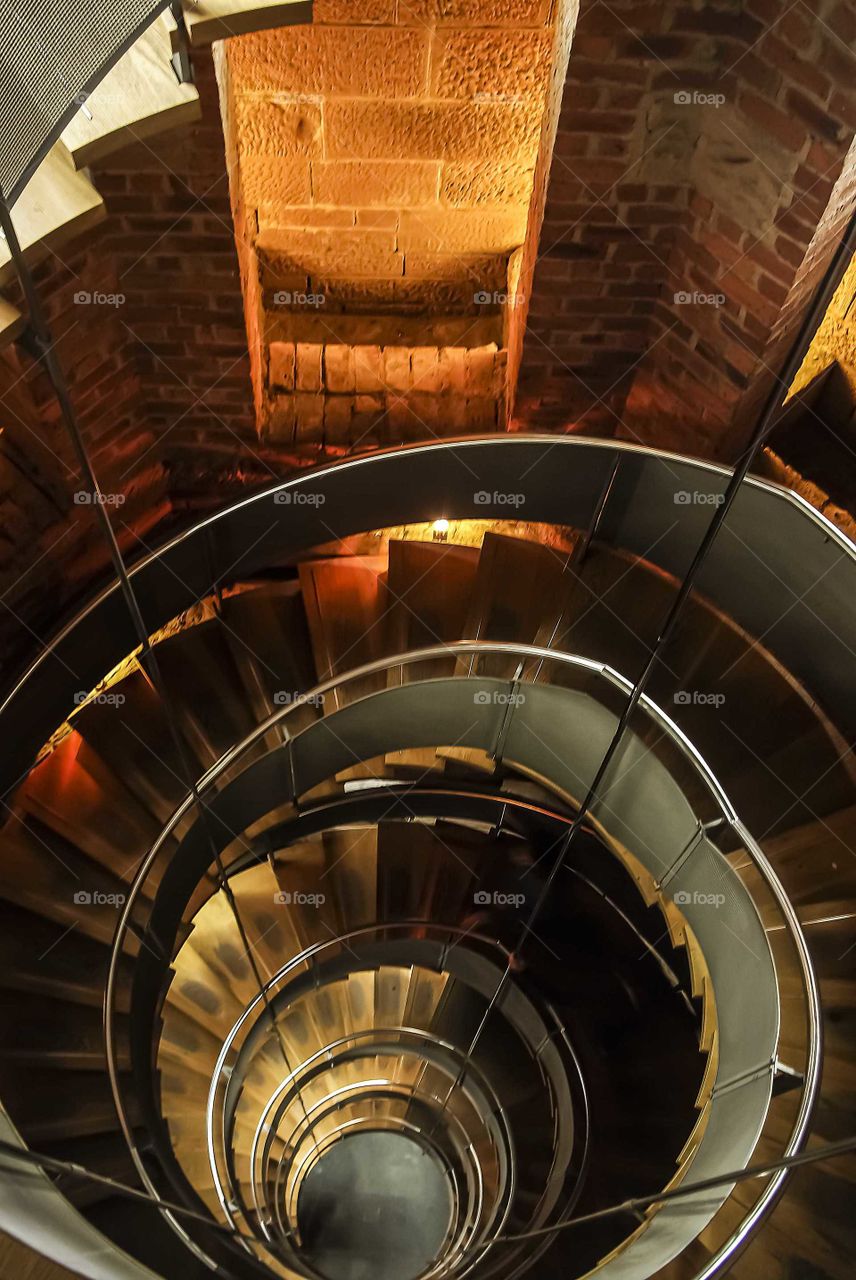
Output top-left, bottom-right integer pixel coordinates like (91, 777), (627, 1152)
(0, 193), (314, 1184)
(168, 0), (194, 84)
(575, 455), (620, 567)
(531, 455), (620, 686)
(434, 205), (856, 1125)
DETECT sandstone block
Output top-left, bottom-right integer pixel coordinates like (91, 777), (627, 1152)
(440, 392), (469, 433)
(268, 341), (296, 389)
(354, 345), (385, 392)
(466, 396), (498, 430)
(324, 345), (355, 393)
(441, 161), (534, 207)
(392, 277), (492, 311)
(323, 395), (354, 443)
(314, 160), (440, 208)
(257, 227), (403, 279)
(239, 156), (312, 207)
(356, 209), (402, 229)
(259, 206), (357, 231)
(227, 28), (428, 98)
(438, 347), (467, 395)
(398, 208), (528, 254)
(325, 100), (543, 165)
(432, 29), (553, 102)
(408, 391), (440, 434)
(315, 0), (396, 22)
(315, 277), (401, 311)
(266, 394), (295, 441)
(383, 346), (412, 393)
(294, 391), (325, 433)
(352, 393), (386, 441)
(234, 99), (322, 156)
(385, 394), (428, 440)
(402, 1), (550, 25)
(467, 345), (499, 397)
(296, 343), (324, 391)
(385, 394), (415, 438)
(403, 252), (507, 290)
(411, 347), (441, 393)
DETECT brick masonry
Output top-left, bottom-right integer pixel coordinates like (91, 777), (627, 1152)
(1, 1), (856, 667)
(219, 0), (569, 445)
(515, 0), (856, 460)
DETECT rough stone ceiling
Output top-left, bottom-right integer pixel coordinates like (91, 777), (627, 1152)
(218, 1), (569, 445)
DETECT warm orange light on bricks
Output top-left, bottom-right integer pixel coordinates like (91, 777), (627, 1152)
(217, 1), (576, 447)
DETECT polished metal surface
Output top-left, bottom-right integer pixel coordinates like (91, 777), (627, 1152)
(102, 640), (820, 1280)
(4, 436), (856, 802)
(0, 436), (837, 1280)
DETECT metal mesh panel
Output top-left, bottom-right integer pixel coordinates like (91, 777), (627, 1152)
(0, 0), (168, 204)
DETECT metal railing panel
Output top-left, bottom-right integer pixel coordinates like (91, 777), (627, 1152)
(4, 437), (856, 801)
(0, 1107), (162, 1280)
(585, 1072), (774, 1280)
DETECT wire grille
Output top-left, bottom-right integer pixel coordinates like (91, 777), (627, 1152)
(0, 0), (169, 204)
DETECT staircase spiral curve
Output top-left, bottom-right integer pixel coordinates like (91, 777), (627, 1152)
(0, 436), (853, 1280)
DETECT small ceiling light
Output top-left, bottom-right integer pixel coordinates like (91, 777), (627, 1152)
(432, 518), (449, 541)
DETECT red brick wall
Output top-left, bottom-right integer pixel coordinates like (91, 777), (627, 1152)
(0, 236), (167, 668)
(516, 0), (856, 460)
(0, 52), (255, 667)
(94, 53), (255, 455)
(2, 5), (856, 669)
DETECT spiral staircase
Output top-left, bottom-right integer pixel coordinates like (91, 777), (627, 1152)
(0, 436), (852, 1280)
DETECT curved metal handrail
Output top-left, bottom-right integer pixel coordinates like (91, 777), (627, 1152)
(266, 1082), (476, 1256)
(207, 924), (517, 1231)
(271, 1107), (468, 1280)
(204, 916), (587, 1280)
(237, 1023), (514, 1280)
(4, 433), (856, 804)
(102, 639), (822, 1280)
